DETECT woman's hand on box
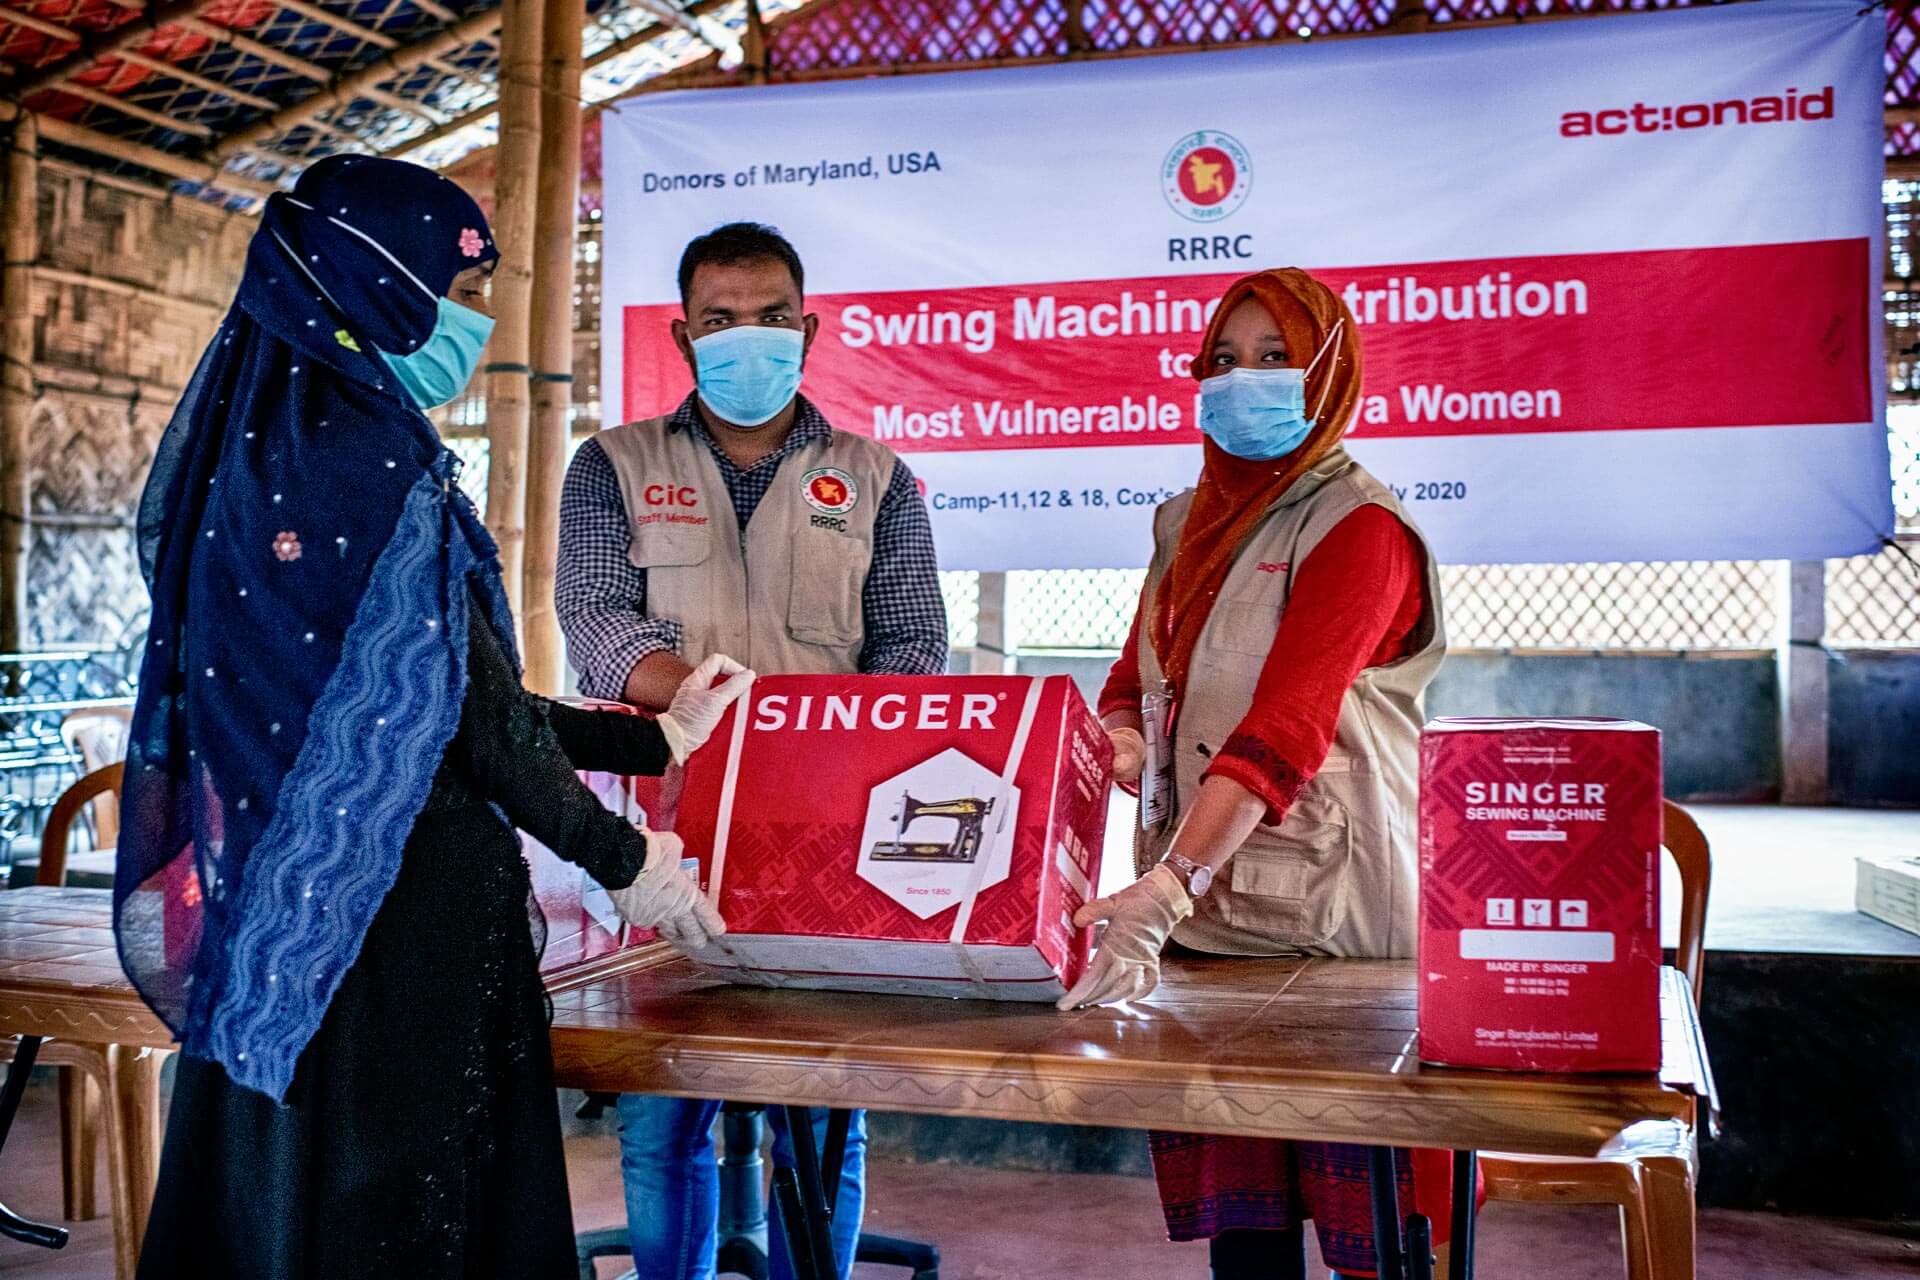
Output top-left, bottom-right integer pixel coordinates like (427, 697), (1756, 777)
(1056, 864), (1193, 1009)
(1106, 726), (1146, 786)
(610, 829), (727, 952)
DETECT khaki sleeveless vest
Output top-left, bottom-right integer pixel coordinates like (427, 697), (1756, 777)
(1136, 448), (1446, 959)
(596, 416), (899, 674)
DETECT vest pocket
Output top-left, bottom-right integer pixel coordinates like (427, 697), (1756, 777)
(1209, 597), (1283, 656)
(1224, 794), (1352, 947)
(787, 551), (868, 648)
(627, 519), (712, 571)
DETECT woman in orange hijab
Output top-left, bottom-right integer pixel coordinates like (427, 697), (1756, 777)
(1065, 268), (1456, 1279)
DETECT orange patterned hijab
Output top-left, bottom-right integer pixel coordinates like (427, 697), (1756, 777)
(1149, 267), (1364, 696)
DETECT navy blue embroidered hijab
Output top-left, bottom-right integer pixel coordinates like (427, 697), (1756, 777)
(117, 155), (512, 1100)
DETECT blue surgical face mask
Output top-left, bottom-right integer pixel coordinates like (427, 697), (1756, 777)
(379, 295), (496, 410)
(1197, 321), (1343, 461)
(692, 324), (804, 428)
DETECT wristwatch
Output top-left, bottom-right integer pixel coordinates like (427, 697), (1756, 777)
(1159, 851), (1214, 899)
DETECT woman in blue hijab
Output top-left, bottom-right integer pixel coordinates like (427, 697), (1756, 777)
(121, 155), (748, 1278)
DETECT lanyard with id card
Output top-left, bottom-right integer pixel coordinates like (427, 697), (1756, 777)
(1139, 686), (1174, 831)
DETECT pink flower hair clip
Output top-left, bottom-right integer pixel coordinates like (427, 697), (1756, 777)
(457, 228), (486, 258)
(273, 532), (303, 562)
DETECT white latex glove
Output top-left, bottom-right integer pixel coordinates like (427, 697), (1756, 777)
(1107, 726), (1146, 785)
(609, 829), (728, 951)
(1056, 864), (1193, 1010)
(656, 653), (755, 765)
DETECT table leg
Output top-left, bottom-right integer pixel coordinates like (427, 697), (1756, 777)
(59, 1065), (98, 1221)
(103, 1044), (164, 1280)
(1367, 1146), (1407, 1280)
(1451, 1149), (1478, 1280)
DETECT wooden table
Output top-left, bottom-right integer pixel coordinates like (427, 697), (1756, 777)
(549, 948), (1711, 1158)
(0, 886), (169, 1279)
(0, 887), (1715, 1280)
(549, 948), (1715, 1280)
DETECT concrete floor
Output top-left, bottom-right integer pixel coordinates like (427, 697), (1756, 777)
(0, 1081), (1915, 1279)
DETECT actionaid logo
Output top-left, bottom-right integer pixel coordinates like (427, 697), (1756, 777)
(752, 691), (1001, 732)
(1560, 85), (1834, 138)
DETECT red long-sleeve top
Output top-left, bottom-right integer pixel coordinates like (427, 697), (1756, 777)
(1099, 504), (1428, 825)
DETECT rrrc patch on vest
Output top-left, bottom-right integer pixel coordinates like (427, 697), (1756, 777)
(802, 467), (858, 515)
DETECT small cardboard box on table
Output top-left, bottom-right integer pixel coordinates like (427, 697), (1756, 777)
(660, 673), (1111, 1001)
(1856, 852), (1920, 939)
(1418, 717), (1664, 1073)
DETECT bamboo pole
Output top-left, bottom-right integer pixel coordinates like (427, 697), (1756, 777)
(1, 114), (37, 654)
(482, 0), (541, 632)
(34, 114), (277, 198)
(58, 81), (216, 137)
(175, 16), (331, 83)
(520, 0), (583, 694)
(0, 4), (78, 43)
(269, 0), (398, 49)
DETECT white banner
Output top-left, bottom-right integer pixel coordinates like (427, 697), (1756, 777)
(601, 0), (1889, 569)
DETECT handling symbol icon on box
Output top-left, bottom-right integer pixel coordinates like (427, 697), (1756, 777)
(1559, 899), (1590, 928)
(1486, 898), (1515, 926)
(1522, 898), (1554, 927)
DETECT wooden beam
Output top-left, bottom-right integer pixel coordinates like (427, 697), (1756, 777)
(409, 0), (456, 21)
(269, 0), (398, 49)
(483, 0), (541, 630)
(57, 81), (215, 138)
(35, 265), (227, 318)
(209, 9), (500, 159)
(385, 93), (491, 160)
(423, 54), (485, 89)
(0, 4), (77, 44)
(359, 83), (447, 124)
(13, 0), (215, 97)
(176, 16), (331, 83)
(521, 0), (583, 694)
(35, 113), (277, 198)
(110, 49), (280, 111)
(38, 151), (255, 213)
(1, 112), (36, 653)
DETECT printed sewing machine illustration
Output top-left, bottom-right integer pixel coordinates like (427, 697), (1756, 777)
(869, 791), (997, 863)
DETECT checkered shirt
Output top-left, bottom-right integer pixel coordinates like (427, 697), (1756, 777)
(556, 394), (949, 700)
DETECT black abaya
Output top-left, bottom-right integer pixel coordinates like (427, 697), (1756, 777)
(139, 612), (667, 1279)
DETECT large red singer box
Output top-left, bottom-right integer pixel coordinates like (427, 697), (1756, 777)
(1418, 718), (1663, 1073)
(666, 673), (1111, 1001)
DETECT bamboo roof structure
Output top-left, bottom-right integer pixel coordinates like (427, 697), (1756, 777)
(0, 0), (816, 208)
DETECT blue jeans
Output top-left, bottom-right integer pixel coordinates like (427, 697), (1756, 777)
(616, 1094), (867, 1280)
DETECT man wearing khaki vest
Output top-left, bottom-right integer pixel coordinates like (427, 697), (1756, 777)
(556, 222), (947, 1280)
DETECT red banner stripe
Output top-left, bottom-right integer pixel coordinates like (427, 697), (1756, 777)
(623, 239), (1871, 452)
